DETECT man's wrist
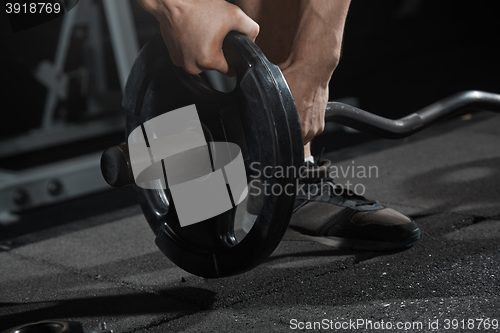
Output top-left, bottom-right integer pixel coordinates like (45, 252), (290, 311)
(282, 52), (338, 86)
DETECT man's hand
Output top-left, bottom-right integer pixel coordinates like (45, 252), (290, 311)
(137, 0), (259, 75)
(280, 0), (348, 145)
(280, 61), (332, 145)
(237, 0), (349, 146)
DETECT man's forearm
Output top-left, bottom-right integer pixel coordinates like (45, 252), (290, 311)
(287, 0), (351, 83)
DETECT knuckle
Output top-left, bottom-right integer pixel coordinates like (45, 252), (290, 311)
(195, 46), (218, 69)
(196, 56), (214, 71)
(139, 0), (158, 13)
(317, 122), (325, 135)
(252, 22), (260, 38)
(184, 63), (202, 75)
(316, 126), (325, 136)
(232, 6), (244, 19)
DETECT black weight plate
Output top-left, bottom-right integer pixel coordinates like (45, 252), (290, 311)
(123, 32), (303, 278)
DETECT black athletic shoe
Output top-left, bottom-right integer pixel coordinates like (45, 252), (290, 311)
(288, 159), (420, 251)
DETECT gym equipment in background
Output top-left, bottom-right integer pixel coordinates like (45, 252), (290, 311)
(0, 0), (139, 223)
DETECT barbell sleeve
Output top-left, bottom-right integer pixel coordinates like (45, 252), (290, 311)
(101, 144), (135, 188)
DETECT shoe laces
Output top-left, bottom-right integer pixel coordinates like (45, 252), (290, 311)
(300, 159), (376, 207)
(323, 177), (376, 207)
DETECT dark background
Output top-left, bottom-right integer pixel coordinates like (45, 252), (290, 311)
(332, 0), (500, 117)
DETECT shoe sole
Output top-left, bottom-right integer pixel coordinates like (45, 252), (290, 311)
(298, 228), (421, 251)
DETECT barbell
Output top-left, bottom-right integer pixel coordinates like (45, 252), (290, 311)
(101, 32), (500, 278)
